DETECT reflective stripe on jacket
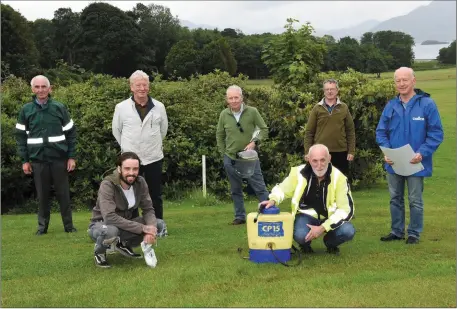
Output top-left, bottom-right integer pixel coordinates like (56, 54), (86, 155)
(15, 96), (76, 163)
(269, 164), (354, 231)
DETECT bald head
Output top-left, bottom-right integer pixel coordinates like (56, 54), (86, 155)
(394, 67), (416, 99)
(394, 67), (415, 80)
(308, 144), (329, 158)
(308, 144), (331, 178)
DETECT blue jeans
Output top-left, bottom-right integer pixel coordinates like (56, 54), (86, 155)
(387, 173), (424, 239)
(293, 213), (355, 248)
(223, 155), (269, 220)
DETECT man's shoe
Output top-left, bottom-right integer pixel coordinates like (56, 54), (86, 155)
(65, 227), (77, 233)
(300, 245), (314, 254)
(115, 241), (142, 258)
(141, 241), (158, 268)
(406, 236), (419, 245)
(36, 230), (47, 236)
(380, 233), (404, 241)
(231, 219), (246, 225)
(326, 246), (340, 255)
(94, 252), (111, 268)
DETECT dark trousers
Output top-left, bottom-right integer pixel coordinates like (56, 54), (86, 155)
(140, 159), (164, 219)
(330, 151), (349, 177)
(31, 160), (74, 231)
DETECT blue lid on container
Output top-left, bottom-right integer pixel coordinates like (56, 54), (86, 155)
(261, 206), (280, 214)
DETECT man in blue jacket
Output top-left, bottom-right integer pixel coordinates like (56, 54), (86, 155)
(376, 67), (443, 244)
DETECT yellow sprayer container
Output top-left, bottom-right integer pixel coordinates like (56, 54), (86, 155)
(246, 206), (294, 263)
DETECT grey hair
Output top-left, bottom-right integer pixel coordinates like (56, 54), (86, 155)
(129, 70), (149, 84)
(30, 75), (50, 87)
(394, 67), (415, 79)
(226, 85), (243, 97)
(308, 144), (330, 157)
(323, 78), (339, 90)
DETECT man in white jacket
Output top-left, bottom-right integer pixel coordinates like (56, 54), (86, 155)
(112, 70), (168, 222)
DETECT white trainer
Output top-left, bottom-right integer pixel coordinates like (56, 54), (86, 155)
(141, 241), (158, 268)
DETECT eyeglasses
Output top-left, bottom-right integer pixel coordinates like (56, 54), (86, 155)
(324, 88), (337, 92)
(236, 122), (244, 133)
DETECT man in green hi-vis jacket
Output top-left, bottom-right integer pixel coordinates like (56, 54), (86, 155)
(15, 75), (77, 235)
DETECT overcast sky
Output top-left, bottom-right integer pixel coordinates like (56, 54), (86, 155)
(4, 1), (431, 33)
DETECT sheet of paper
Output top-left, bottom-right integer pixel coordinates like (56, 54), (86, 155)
(380, 144), (424, 176)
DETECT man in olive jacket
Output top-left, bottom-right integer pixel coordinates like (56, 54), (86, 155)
(89, 152), (165, 268)
(304, 79), (356, 177)
(216, 85), (269, 225)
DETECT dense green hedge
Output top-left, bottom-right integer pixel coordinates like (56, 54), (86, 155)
(1, 70), (395, 213)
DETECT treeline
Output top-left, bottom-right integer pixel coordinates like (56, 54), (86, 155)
(437, 40), (456, 64)
(2, 3), (417, 81)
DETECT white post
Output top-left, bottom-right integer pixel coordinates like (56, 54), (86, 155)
(202, 155), (207, 198)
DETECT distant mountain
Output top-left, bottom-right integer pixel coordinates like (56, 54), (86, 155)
(314, 19), (381, 40)
(252, 19), (381, 38)
(179, 0), (455, 44)
(369, 0), (456, 44)
(180, 19), (216, 30)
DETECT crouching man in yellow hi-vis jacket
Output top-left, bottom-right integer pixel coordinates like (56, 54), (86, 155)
(259, 144), (355, 255)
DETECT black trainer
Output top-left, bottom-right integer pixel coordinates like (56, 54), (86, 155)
(231, 219), (246, 225)
(380, 233), (404, 241)
(115, 242), (142, 258)
(65, 227), (77, 233)
(406, 236), (419, 244)
(94, 253), (111, 268)
(36, 230), (47, 236)
(326, 246), (340, 255)
(300, 245), (314, 254)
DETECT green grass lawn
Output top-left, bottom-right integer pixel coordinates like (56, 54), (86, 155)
(1, 68), (455, 307)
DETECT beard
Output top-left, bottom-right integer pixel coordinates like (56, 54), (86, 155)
(120, 173), (137, 186)
(312, 165), (329, 178)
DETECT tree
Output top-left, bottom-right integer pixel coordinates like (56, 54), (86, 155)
(437, 40), (456, 64)
(31, 19), (58, 69)
(78, 2), (145, 77)
(369, 30), (415, 68)
(230, 34), (272, 79)
(221, 28), (239, 38)
(1, 4), (39, 79)
(52, 8), (81, 66)
(334, 36), (362, 71)
(321, 35), (338, 71)
(191, 28), (221, 49)
(262, 19), (327, 86)
(360, 44), (389, 78)
(360, 32), (374, 45)
(128, 3), (183, 74)
(218, 37), (237, 75)
(198, 38), (237, 75)
(165, 40), (199, 78)
(321, 34), (336, 45)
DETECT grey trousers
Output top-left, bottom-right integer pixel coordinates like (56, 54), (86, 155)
(88, 217), (165, 254)
(31, 160), (73, 231)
